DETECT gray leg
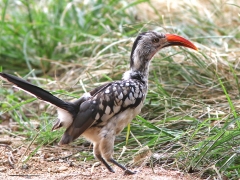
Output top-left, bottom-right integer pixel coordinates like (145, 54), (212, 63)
(95, 154), (115, 173)
(99, 131), (136, 175)
(93, 143), (114, 173)
(109, 158), (136, 175)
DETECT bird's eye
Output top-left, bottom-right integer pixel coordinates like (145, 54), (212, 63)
(152, 38), (159, 43)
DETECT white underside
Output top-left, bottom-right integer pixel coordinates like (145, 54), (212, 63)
(56, 92), (92, 129)
(57, 108), (73, 128)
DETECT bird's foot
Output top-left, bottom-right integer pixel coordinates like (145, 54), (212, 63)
(109, 168), (115, 173)
(124, 169), (136, 175)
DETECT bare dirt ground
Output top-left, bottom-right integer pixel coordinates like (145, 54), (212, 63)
(0, 135), (200, 180)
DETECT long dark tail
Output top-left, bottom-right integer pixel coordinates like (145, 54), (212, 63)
(0, 73), (75, 112)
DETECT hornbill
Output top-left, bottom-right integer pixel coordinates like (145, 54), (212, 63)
(0, 31), (197, 175)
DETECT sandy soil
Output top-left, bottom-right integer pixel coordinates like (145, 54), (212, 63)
(0, 135), (199, 180)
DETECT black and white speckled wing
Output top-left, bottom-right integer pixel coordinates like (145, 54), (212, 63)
(90, 79), (145, 127)
(59, 79), (146, 145)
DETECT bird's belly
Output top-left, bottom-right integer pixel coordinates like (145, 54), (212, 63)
(81, 101), (143, 144)
(100, 101), (144, 138)
(81, 126), (102, 144)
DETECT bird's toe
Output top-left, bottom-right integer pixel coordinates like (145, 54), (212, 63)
(123, 169), (136, 175)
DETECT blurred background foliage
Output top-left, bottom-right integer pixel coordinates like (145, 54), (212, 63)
(0, 0), (240, 179)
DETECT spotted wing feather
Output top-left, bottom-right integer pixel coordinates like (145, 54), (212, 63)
(59, 79), (145, 145)
(59, 82), (114, 144)
(91, 79), (145, 127)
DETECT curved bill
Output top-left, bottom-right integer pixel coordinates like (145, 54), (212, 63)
(165, 34), (198, 51)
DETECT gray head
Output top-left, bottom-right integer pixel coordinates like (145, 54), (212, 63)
(130, 31), (197, 72)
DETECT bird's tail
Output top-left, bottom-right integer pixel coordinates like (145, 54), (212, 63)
(0, 73), (75, 112)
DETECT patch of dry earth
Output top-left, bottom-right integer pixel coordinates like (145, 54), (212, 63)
(0, 135), (199, 180)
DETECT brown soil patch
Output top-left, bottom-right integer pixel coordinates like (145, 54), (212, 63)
(0, 135), (199, 180)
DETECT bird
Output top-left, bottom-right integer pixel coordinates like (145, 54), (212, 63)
(0, 31), (197, 175)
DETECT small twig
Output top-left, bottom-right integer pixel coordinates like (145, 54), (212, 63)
(91, 162), (101, 174)
(7, 151), (15, 168)
(0, 140), (12, 145)
(130, 131), (142, 147)
(0, 144), (13, 151)
(18, 131), (39, 165)
(117, 146), (127, 161)
(46, 149), (82, 162)
(57, 173), (90, 180)
(2, 129), (25, 139)
(211, 165), (222, 180)
(0, 144), (15, 168)
(8, 174), (40, 177)
(47, 154), (74, 161)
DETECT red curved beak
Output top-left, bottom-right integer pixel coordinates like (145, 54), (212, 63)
(165, 34), (198, 51)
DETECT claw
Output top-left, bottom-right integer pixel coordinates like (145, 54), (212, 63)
(124, 169), (136, 175)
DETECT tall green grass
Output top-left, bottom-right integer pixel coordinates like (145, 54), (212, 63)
(0, 0), (240, 179)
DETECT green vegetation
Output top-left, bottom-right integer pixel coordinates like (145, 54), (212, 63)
(0, 0), (239, 179)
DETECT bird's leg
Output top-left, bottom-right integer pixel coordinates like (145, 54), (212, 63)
(99, 132), (136, 175)
(95, 154), (115, 173)
(94, 143), (114, 173)
(109, 158), (136, 175)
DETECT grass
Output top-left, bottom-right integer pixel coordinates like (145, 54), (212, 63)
(0, 0), (240, 179)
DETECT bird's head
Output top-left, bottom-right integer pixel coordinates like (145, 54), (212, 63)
(130, 31), (197, 71)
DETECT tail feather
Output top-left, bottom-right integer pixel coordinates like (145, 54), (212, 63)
(0, 73), (73, 112)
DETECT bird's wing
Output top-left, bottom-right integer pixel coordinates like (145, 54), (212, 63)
(58, 100), (99, 145)
(59, 79), (145, 145)
(58, 82), (113, 144)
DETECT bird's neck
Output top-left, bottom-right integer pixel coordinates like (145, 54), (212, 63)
(122, 56), (150, 84)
